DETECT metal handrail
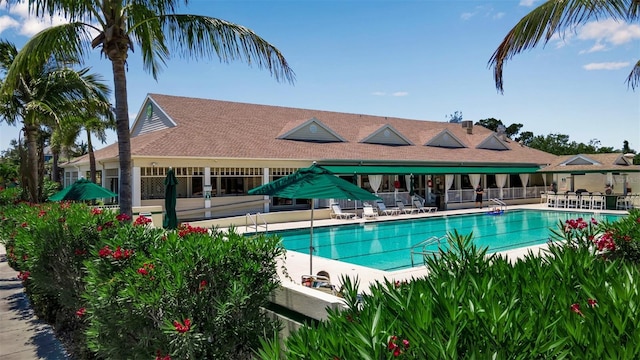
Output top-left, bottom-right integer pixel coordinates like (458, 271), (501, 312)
(245, 212), (268, 233)
(410, 235), (447, 267)
(489, 198), (507, 212)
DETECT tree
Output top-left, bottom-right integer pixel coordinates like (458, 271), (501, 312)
(4, 1), (295, 217)
(0, 40), (112, 202)
(489, 0), (640, 92)
(446, 111), (463, 123)
(475, 118), (523, 139)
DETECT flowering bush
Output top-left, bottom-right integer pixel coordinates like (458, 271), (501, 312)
(260, 214), (640, 359)
(0, 201), (285, 359)
(83, 220), (284, 359)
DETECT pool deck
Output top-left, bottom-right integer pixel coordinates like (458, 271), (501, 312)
(229, 203), (629, 294)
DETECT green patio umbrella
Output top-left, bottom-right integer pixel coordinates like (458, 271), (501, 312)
(248, 163), (380, 274)
(48, 178), (117, 201)
(409, 174), (415, 196)
(163, 168), (179, 230)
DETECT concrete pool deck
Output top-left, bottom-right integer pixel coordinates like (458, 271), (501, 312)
(228, 203), (629, 294)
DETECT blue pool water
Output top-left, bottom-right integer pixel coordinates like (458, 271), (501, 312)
(273, 210), (622, 271)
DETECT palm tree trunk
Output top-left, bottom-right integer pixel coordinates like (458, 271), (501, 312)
(24, 124), (39, 203)
(111, 58), (132, 217)
(87, 129), (97, 183)
(52, 150), (60, 184)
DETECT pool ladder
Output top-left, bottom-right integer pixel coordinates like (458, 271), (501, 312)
(410, 235), (447, 267)
(489, 198), (507, 212)
(245, 212), (268, 234)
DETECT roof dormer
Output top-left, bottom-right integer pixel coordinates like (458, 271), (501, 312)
(476, 134), (510, 151)
(277, 117), (346, 143)
(360, 124), (413, 146)
(425, 129), (466, 148)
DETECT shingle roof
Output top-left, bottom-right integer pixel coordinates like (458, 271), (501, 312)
(72, 93), (559, 166)
(541, 153), (640, 173)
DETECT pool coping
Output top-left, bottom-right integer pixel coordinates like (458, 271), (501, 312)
(227, 203), (628, 294)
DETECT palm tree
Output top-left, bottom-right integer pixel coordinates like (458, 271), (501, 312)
(0, 40), (113, 202)
(56, 99), (115, 183)
(3, 1), (295, 217)
(489, 0), (640, 93)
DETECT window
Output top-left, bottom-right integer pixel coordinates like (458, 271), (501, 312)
(211, 167), (263, 197)
(141, 167), (204, 199)
(84, 170), (102, 185)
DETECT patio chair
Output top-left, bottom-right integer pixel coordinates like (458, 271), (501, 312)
(396, 200), (419, 214)
(591, 195), (605, 210)
(566, 193), (579, 209)
(375, 200), (400, 216)
(616, 195), (633, 210)
(580, 195), (593, 209)
(301, 273), (336, 295)
(330, 203), (357, 220)
(362, 205), (379, 219)
(413, 199), (437, 213)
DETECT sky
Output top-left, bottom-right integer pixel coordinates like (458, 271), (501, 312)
(0, 0), (638, 153)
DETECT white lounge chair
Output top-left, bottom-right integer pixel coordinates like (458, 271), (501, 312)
(362, 205), (379, 219)
(375, 200), (400, 216)
(330, 203), (357, 219)
(413, 199), (437, 213)
(396, 200), (419, 214)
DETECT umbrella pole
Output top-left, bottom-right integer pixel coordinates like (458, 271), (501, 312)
(309, 203), (314, 275)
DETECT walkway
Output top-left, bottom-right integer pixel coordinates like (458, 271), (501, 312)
(0, 243), (70, 359)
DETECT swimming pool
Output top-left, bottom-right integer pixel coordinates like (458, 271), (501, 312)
(274, 209), (622, 271)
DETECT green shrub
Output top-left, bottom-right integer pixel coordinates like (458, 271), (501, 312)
(260, 215), (640, 359)
(83, 224), (285, 359)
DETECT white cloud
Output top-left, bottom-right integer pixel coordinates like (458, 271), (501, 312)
(392, 92), (408, 97)
(579, 42), (607, 54)
(578, 19), (640, 46)
(0, 1), (72, 37)
(493, 12), (505, 20)
(0, 15), (19, 34)
(372, 91), (386, 96)
(519, 0), (539, 7)
(583, 62), (630, 70)
(461, 12), (475, 21)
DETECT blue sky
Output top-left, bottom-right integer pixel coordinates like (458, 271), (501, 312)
(0, 0), (638, 152)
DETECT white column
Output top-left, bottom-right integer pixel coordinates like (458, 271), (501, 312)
(263, 168), (270, 213)
(204, 167), (211, 218)
(132, 166), (141, 207)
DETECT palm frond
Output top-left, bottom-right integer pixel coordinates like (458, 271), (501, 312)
(489, 0), (635, 93)
(4, 23), (94, 90)
(626, 59), (640, 89)
(130, 12), (295, 83)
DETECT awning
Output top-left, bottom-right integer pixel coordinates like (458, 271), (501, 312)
(322, 165), (541, 175)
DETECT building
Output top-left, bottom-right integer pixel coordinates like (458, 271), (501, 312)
(61, 94), (636, 220)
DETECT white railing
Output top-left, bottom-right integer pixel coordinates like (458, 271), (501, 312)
(245, 212), (268, 233)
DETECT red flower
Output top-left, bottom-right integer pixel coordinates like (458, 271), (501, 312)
(76, 308), (86, 317)
(91, 208), (103, 215)
(137, 268), (149, 276)
(402, 339), (410, 348)
(570, 303), (584, 317)
(155, 350), (171, 360)
(21, 222), (27, 227)
(97, 226), (103, 232)
(134, 216), (153, 226)
(198, 280), (208, 291)
(38, 210), (46, 217)
(17, 271), (30, 281)
(173, 318), (191, 333)
(98, 245), (112, 258)
(116, 213), (131, 222)
(393, 348), (402, 357)
(588, 298), (597, 308)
